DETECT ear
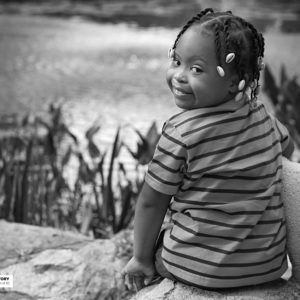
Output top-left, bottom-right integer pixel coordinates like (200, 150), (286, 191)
(227, 73), (239, 93)
(228, 73), (250, 93)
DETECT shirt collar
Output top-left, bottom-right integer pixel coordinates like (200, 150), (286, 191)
(182, 95), (248, 115)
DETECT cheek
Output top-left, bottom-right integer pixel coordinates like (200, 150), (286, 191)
(166, 69), (173, 89)
(190, 81), (203, 97)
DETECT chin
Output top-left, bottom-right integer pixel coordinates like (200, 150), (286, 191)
(174, 98), (192, 110)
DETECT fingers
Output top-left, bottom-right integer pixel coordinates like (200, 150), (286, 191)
(133, 276), (144, 291)
(144, 275), (153, 286)
(122, 273), (145, 292)
(124, 273), (134, 291)
(121, 257), (156, 292)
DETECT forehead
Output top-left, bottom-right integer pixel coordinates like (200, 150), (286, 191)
(175, 24), (216, 63)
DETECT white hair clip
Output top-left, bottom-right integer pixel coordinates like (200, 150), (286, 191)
(216, 66), (225, 77)
(168, 48), (175, 59)
(225, 53), (235, 63)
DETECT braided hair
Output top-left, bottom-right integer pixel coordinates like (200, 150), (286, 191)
(171, 8), (265, 106)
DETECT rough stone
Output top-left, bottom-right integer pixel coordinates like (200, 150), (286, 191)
(131, 278), (300, 300)
(0, 221), (133, 300)
(281, 157), (300, 282)
(0, 221), (91, 269)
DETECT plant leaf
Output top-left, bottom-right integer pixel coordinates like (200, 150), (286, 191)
(280, 64), (288, 87)
(263, 64), (279, 105)
(61, 145), (73, 168)
(115, 183), (134, 233)
(126, 121), (160, 165)
(87, 140), (101, 159)
(105, 127), (122, 230)
(85, 124), (101, 141)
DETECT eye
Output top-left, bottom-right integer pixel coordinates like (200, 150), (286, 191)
(171, 58), (181, 67)
(191, 65), (203, 73)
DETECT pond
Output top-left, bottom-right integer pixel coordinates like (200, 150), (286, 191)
(0, 15), (179, 149)
(0, 12), (299, 169)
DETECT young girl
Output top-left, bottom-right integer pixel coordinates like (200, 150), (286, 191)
(121, 8), (294, 291)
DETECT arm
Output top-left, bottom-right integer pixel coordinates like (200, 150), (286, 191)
(282, 137), (294, 159)
(122, 121), (185, 290)
(134, 182), (172, 263)
(122, 182), (172, 290)
(271, 114), (295, 159)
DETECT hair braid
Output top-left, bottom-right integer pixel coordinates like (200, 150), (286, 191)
(230, 39), (243, 79)
(247, 22), (261, 58)
(258, 32), (265, 57)
(173, 17), (198, 47)
(214, 23), (222, 66)
(170, 9), (266, 107)
(247, 23), (260, 78)
(240, 20), (265, 103)
(172, 8), (214, 49)
(223, 18), (231, 53)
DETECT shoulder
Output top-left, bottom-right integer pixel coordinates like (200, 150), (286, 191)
(254, 100), (269, 114)
(165, 109), (216, 138)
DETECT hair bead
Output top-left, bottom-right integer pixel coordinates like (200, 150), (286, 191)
(216, 66), (225, 77)
(238, 79), (246, 91)
(235, 92), (244, 102)
(257, 56), (265, 70)
(168, 48), (175, 59)
(250, 79), (257, 89)
(225, 53), (235, 63)
(259, 62), (265, 71)
(171, 8), (265, 106)
(257, 56), (263, 65)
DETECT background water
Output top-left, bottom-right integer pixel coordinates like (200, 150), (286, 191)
(0, 0), (299, 168)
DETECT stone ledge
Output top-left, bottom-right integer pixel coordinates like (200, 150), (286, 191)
(0, 220), (92, 269)
(0, 220), (133, 300)
(132, 277), (300, 300)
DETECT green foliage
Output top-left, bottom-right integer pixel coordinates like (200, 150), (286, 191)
(263, 64), (300, 152)
(124, 122), (160, 165)
(0, 103), (159, 238)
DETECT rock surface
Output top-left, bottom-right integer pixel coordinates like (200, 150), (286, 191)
(282, 157), (300, 282)
(132, 278), (300, 300)
(0, 220), (133, 300)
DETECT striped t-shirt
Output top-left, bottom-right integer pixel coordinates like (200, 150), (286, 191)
(145, 99), (291, 289)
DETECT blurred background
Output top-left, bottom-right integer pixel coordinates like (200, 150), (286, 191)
(0, 0), (299, 235)
(1, 0), (300, 132)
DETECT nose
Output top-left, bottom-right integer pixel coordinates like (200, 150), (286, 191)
(174, 68), (187, 83)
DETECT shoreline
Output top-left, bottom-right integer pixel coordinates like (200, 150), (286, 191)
(1, 2), (300, 33)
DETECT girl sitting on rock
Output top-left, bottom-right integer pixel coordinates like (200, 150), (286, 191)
(122, 8), (294, 291)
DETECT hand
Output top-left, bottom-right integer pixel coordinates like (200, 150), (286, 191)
(121, 256), (156, 291)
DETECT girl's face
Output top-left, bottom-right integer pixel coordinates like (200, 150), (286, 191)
(166, 25), (236, 110)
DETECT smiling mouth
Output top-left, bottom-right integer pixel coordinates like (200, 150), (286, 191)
(173, 87), (191, 96)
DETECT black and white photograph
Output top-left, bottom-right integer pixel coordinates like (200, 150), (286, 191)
(0, 0), (300, 299)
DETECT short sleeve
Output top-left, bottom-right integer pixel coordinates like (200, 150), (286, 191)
(270, 114), (293, 156)
(145, 121), (188, 195)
